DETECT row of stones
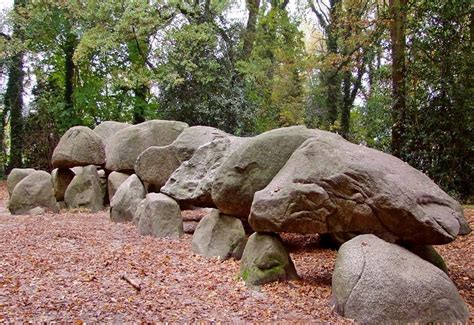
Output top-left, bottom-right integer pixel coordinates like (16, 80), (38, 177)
(6, 165), (470, 323)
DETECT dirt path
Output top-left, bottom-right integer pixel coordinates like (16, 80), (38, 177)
(0, 181), (472, 322)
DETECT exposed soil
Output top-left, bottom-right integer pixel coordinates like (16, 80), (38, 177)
(0, 181), (472, 322)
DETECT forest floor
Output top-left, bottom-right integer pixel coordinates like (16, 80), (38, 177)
(0, 181), (472, 323)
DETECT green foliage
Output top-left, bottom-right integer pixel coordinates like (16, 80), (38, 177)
(238, 4), (307, 132)
(157, 21), (256, 135)
(0, 0), (471, 200)
(400, 0), (473, 200)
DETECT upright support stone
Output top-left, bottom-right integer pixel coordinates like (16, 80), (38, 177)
(332, 234), (469, 323)
(7, 168), (36, 197)
(110, 174), (145, 223)
(51, 168), (75, 202)
(9, 171), (59, 215)
(192, 209), (246, 260)
(64, 165), (104, 212)
(136, 193), (183, 238)
(107, 171), (130, 202)
(240, 232), (298, 286)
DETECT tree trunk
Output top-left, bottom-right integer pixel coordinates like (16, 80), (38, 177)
(242, 0), (260, 60)
(0, 104), (7, 178)
(5, 52), (24, 172)
(5, 0), (26, 172)
(325, 1), (342, 126)
(64, 33), (77, 113)
(341, 71), (351, 138)
(133, 85), (147, 124)
(127, 36), (150, 124)
(389, 0), (407, 158)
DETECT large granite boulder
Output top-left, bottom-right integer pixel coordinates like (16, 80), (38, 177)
(52, 126), (105, 168)
(136, 193), (183, 238)
(105, 120), (188, 172)
(403, 244), (449, 274)
(51, 168), (75, 202)
(64, 165), (104, 212)
(192, 209), (246, 260)
(249, 135), (470, 245)
(107, 171), (130, 202)
(93, 121), (130, 141)
(162, 136), (247, 207)
(332, 235), (469, 323)
(240, 232), (298, 286)
(8, 171), (59, 214)
(110, 174), (146, 223)
(7, 168), (36, 196)
(135, 126), (230, 187)
(212, 126), (338, 218)
(135, 146), (181, 188)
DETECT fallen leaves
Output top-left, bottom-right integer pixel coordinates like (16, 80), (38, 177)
(0, 180), (471, 322)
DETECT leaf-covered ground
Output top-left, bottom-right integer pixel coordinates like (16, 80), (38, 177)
(0, 182), (472, 322)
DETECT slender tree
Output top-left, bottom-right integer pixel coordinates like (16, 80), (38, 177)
(242, 0), (260, 60)
(389, 0), (407, 157)
(4, 0), (26, 172)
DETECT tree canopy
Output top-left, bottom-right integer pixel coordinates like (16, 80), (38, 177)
(0, 0), (472, 200)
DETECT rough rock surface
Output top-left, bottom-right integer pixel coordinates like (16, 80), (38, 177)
(93, 121), (130, 141)
(332, 234), (469, 324)
(51, 168), (75, 201)
(192, 209), (246, 260)
(52, 126), (105, 168)
(97, 169), (108, 203)
(64, 165), (104, 212)
(162, 136), (247, 207)
(107, 171), (130, 202)
(110, 174), (145, 223)
(135, 126), (230, 187)
(136, 193), (183, 238)
(240, 233), (298, 286)
(105, 120), (188, 172)
(8, 171), (58, 214)
(7, 168), (36, 196)
(250, 135), (470, 245)
(212, 126), (340, 218)
(404, 244), (448, 274)
(183, 221), (199, 234)
(169, 126), (230, 161)
(135, 146), (181, 187)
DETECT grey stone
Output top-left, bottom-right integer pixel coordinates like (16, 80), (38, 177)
(135, 145), (181, 187)
(64, 165), (104, 212)
(136, 193), (183, 238)
(93, 121), (131, 141)
(249, 135), (470, 245)
(110, 174), (145, 223)
(105, 120), (188, 172)
(240, 232), (298, 286)
(8, 171), (59, 215)
(212, 126), (340, 218)
(7, 168), (36, 196)
(51, 168), (75, 201)
(192, 209), (246, 260)
(71, 167), (83, 175)
(107, 171), (130, 202)
(28, 207), (45, 215)
(52, 126), (105, 168)
(135, 126), (230, 187)
(332, 234), (469, 324)
(97, 169), (108, 203)
(183, 221), (199, 234)
(162, 136), (248, 207)
(169, 126), (230, 162)
(404, 244), (449, 274)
